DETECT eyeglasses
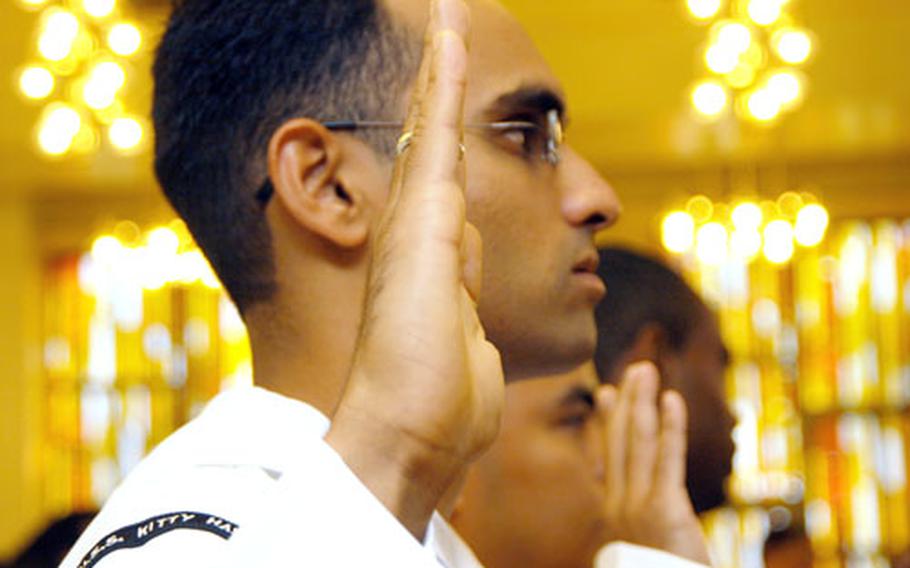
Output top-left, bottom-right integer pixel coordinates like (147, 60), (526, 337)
(255, 109), (565, 205)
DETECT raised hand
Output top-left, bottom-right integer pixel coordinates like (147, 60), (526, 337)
(325, 0), (504, 540)
(598, 362), (712, 565)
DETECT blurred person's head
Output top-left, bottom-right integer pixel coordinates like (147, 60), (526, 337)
(595, 246), (734, 513)
(10, 511), (96, 567)
(451, 364), (606, 568)
(152, 0), (620, 409)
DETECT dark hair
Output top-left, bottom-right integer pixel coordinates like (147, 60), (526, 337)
(594, 246), (706, 381)
(153, 0), (419, 312)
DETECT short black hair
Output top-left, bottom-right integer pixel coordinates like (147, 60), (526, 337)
(594, 247), (706, 381)
(153, 0), (419, 312)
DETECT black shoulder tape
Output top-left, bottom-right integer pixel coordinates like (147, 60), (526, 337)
(76, 511), (239, 568)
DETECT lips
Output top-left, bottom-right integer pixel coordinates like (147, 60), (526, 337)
(572, 250), (600, 275)
(571, 250), (606, 301)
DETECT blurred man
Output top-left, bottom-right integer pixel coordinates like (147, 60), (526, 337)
(595, 247), (735, 514)
(452, 247), (735, 568)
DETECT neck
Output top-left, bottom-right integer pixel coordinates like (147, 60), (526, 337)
(244, 241), (368, 419)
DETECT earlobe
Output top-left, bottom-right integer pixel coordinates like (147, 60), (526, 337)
(626, 324), (664, 366)
(267, 118), (369, 250)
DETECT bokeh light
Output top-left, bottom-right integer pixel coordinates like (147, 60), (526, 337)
(691, 80), (729, 118)
(763, 220), (795, 264)
(107, 23), (141, 56)
(37, 103), (81, 155)
(747, 0), (784, 26)
(662, 211), (697, 254)
(696, 222), (729, 265)
(795, 204), (830, 247)
(19, 66), (55, 100)
(38, 9), (80, 61)
(773, 29), (813, 64)
(108, 117), (143, 152)
(732, 202), (764, 230)
(687, 0), (723, 20)
(746, 88), (782, 122)
(82, 0), (115, 19)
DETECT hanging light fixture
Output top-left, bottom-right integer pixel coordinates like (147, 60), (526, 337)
(15, 0), (147, 157)
(684, 0), (816, 125)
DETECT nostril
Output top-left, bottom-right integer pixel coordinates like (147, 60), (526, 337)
(584, 212), (608, 228)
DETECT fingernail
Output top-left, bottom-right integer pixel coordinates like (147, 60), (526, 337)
(597, 385), (616, 409)
(436, 0), (468, 38)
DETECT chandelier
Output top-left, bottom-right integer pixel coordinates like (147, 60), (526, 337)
(15, 0), (146, 157)
(685, 0), (815, 125)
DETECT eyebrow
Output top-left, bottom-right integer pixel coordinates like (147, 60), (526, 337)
(484, 85), (566, 121)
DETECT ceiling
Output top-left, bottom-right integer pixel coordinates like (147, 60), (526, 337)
(1, 0), (908, 250)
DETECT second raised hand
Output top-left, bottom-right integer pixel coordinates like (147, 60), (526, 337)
(325, 0), (504, 541)
(597, 362), (712, 565)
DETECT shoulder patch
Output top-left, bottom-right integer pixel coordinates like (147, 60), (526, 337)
(76, 511), (238, 568)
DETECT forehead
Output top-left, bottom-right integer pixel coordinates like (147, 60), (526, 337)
(388, 0), (565, 119)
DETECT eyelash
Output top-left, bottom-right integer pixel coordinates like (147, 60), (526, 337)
(559, 412), (592, 429)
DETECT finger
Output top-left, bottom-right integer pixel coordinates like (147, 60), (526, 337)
(461, 222), (483, 304)
(656, 389), (689, 494)
(603, 365), (635, 512)
(390, 0), (470, 196)
(595, 384), (617, 481)
(625, 362), (660, 508)
(596, 384), (618, 415)
(403, 0), (470, 135)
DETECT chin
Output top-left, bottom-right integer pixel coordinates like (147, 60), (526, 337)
(500, 331), (596, 382)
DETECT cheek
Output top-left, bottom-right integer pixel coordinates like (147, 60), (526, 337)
(465, 158), (565, 267)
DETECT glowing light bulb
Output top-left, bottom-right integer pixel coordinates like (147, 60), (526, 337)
(731, 228), (763, 261)
(732, 202), (763, 230)
(691, 80), (729, 118)
(93, 61), (126, 90)
(82, 0), (115, 19)
(147, 227), (180, 256)
(91, 235), (123, 264)
(777, 192), (804, 219)
(19, 66), (55, 100)
(705, 45), (740, 74)
(109, 117), (143, 152)
(696, 222), (729, 265)
(715, 22), (753, 54)
(686, 195), (715, 223)
(774, 29), (813, 64)
(38, 10), (80, 61)
(795, 204), (829, 247)
(763, 220), (795, 264)
(746, 88), (782, 122)
(725, 62), (757, 89)
(108, 23), (141, 56)
(747, 0), (784, 26)
(72, 123), (100, 154)
(83, 62), (126, 109)
(766, 70), (803, 108)
(687, 0), (722, 20)
(37, 103), (81, 156)
(662, 211), (696, 254)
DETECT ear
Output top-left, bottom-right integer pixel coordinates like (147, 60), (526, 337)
(267, 118), (369, 249)
(623, 323), (664, 365)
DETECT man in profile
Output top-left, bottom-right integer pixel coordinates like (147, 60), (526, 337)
(63, 1), (709, 566)
(452, 247), (735, 568)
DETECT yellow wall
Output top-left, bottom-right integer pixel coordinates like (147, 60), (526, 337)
(0, 197), (44, 560)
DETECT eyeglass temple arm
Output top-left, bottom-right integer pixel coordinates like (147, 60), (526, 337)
(321, 120), (538, 131)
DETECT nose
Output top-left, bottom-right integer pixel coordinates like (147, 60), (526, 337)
(558, 146), (622, 233)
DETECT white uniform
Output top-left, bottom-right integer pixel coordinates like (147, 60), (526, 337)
(61, 386), (708, 568)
